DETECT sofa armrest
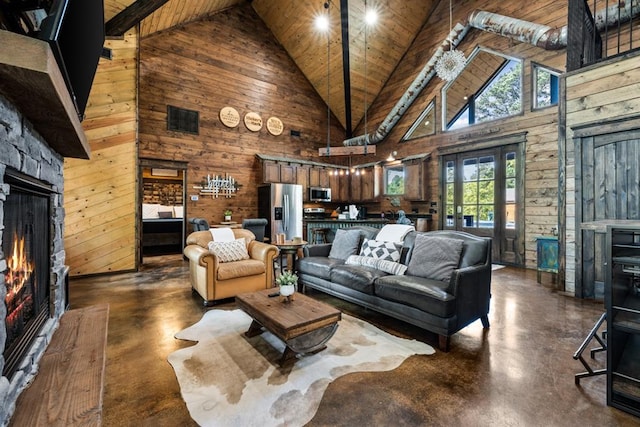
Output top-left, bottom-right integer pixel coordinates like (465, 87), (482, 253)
(248, 241), (279, 263)
(303, 243), (332, 257)
(184, 244), (219, 268)
(448, 264), (492, 327)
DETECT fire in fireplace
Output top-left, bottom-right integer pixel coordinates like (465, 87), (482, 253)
(2, 172), (51, 379)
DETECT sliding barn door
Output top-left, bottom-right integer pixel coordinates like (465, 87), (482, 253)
(576, 126), (640, 298)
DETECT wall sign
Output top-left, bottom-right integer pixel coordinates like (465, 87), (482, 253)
(244, 112), (263, 131)
(267, 117), (284, 136)
(219, 107), (240, 128)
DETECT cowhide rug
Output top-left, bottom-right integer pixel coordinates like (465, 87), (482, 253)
(168, 309), (434, 427)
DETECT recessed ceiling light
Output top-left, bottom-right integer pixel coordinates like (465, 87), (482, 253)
(365, 9), (378, 26)
(315, 14), (329, 31)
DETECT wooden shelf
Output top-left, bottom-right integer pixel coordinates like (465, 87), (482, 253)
(0, 30), (89, 159)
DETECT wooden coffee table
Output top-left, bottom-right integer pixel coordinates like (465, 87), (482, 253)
(236, 288), (341, 366)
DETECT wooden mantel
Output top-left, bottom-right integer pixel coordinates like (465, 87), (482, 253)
(0, 30), (90, 159)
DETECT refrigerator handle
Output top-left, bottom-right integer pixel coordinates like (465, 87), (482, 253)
(283, 194), (288, 231)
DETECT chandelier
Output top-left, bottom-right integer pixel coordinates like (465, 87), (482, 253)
(435, 0), (466, 81)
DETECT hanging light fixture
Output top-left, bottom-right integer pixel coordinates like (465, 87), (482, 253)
(435, 0), (466, 81)
(322, 2), (331, 156)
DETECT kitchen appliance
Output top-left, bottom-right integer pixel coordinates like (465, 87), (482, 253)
(258, 184), (303, 243)
(309, 186), (331, 202)
(303, 207), (326, 219)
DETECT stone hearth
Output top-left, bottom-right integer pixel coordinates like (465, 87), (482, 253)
(0, 94), (67, 425)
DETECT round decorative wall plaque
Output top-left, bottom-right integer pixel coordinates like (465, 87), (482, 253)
(244, 112), (263, 132)
(266, 117), (284, 136)
(219, 107), (240, 128)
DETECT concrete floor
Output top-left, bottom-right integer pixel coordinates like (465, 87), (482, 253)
(69, 255), (640, 426)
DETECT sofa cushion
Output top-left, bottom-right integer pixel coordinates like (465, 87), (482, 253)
(298, 256), (345, 280)
(359, 239), (402, 262)
(328, 228), (362, 260)
(208, 239), (250, 263)
(330, 264), (389, 294)
(346, 255), (407, 275)
(374, 275), (456, 318)
(459, 239), (488, 268)
(216, 259), (265, 281)
(406, 234), (463, 282)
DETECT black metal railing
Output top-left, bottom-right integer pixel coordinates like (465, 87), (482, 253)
(567, 0), (639, 71)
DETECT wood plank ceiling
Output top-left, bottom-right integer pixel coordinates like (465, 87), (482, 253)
(103, 0), (437, 136)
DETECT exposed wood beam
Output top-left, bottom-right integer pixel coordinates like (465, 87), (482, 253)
(340, 0), (352, 137)
(105, 0), (170, 37)
(318, 145), (376, 156)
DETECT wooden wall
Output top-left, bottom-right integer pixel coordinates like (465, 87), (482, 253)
(64, 30), (138, 277)
(355, 0), (567, 269)
(138, 4), (344, 224)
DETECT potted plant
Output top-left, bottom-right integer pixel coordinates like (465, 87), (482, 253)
(224, 209), (232, 221)
(275, 271), (298, 301)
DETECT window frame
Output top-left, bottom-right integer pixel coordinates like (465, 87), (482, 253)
(383, 163), (405, 195)
(442, 46), (524, 132)
(531, 62), (561, 111)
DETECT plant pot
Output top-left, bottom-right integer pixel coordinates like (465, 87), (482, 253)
(279, 284), (295, 297)
(224, 215), (231, 221)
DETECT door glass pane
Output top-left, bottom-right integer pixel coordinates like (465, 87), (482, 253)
(462, 206), (477, 227)
(446, 183), (455, 204)
(446, 161), (455, 182)
(463, 158), (478, 181)
(463, 181), (478, 204)
(505, 151), (516, 227)
(479, 156), (495, 179)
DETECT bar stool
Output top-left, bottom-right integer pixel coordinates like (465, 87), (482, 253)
(311, 228), (329, 244)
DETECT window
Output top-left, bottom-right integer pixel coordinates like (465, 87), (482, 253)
(384, 164), (404, 195)
(532, 64), (559, 109)
(403, 99), (436, 141)
(443, 47), (523, 130)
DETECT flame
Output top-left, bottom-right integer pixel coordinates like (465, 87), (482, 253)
(4, 233), (34, 304)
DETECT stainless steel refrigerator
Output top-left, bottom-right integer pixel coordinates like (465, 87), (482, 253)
(258, 183), (303, 243)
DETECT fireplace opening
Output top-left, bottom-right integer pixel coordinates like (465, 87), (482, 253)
(2, 171), (51, 380)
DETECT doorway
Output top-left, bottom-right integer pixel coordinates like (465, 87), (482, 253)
(138, 158), (188, 265)
(440, 139), (525, 265)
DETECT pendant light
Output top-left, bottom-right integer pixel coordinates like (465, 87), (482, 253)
(435, 0), (466, 81)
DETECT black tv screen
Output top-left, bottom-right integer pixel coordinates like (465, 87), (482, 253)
(39, 0), (105, 121)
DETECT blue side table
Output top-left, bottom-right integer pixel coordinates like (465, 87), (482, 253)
(536, 236), (558, 283)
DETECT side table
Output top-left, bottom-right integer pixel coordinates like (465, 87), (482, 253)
(536, 236), (558, 283)
(275, 240), (307, 274)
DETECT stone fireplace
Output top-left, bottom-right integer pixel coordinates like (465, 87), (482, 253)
(0, 93), (68, 423)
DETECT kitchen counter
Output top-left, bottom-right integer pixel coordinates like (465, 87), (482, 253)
(304, 219), (389, 243)
(304, 215), (433, 243)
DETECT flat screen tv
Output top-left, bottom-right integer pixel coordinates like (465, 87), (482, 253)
(39, 0), (105, 121)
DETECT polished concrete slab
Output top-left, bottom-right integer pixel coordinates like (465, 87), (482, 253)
(69, 256), (639, 426)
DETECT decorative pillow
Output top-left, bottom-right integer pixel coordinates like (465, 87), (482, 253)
(208, 238), (250, 263)
(406, 234), (464, 282)
(142, 203), (160, 219)
(359, 239), (402, 262)
(158, 211), (173, 219)
(173, 206), (184, 218)
(328, 229), (362, 260)
(346, 255), (408, 275)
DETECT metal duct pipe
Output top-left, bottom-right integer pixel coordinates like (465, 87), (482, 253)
(342, 2), (640, 147)
(344, 23), (469, 147)
(468, 10), (567, 50)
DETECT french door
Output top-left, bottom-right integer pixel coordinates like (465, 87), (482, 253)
(441, 143), (524, 265)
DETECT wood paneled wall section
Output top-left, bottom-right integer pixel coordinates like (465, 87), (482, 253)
(64, 30), (138, 277)
(356, 0), (568, 269)
(563, 52), (640, 294)
(138, 4), (344, 224)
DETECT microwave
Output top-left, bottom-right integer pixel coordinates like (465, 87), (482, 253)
(309, 187), (331, 202)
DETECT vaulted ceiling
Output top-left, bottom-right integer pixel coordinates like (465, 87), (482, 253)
(103, 0), (438, 135)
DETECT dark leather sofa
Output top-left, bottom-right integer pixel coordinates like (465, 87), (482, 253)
(297, 226), (492, 351)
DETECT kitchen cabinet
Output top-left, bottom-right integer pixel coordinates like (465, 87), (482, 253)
(606, 224), (640, 417)
(297, 165), (310, 201)
(280, 163), (296, 184)
(309, 166), (331, 188)
(402, 153), (430, 201)
(330, 173), (349, 202)
(261, 160), (281, 183)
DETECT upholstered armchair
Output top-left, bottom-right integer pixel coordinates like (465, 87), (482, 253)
(183, 228), (279, 305)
